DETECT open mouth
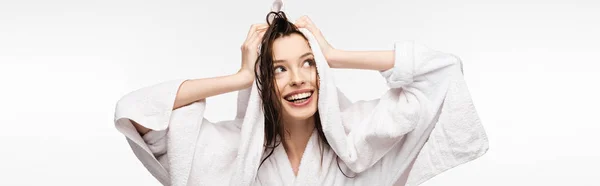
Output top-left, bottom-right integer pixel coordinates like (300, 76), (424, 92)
(284, 91), (314, 104)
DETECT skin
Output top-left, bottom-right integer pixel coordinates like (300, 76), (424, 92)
(271, 33), (319, 175)
(131, 15), (396, 177)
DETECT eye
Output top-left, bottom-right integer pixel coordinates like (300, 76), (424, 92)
(274, 66), (286, 74)
(302, 59), (315, 68)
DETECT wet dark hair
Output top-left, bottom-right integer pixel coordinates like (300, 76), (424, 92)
(254, 11), (355, 178)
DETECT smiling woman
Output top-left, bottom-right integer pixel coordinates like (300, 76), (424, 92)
(253, 12), (325, 176)
(114, 10), (488, 186)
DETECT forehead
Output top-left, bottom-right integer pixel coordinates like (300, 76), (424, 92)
(272, 34), (311, 61)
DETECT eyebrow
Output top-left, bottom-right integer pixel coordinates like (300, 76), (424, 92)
(273, 52), (314, 64)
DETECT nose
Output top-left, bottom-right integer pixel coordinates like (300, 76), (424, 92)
(289, 69), (306, 87)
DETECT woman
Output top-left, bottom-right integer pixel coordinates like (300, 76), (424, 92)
(114, 11), (488, 185)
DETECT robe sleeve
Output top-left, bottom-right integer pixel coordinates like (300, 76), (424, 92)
(142, 129), (169, 168)
(114, 79), (200, 186)
(337, 41), (463, 182)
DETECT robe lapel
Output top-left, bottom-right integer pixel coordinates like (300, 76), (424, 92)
(294, 131), (321, 186)
(274, 144), (296, 185)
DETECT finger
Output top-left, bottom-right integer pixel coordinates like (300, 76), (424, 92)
(254, 30), (267, 53)
(245, 29), (267, 50)
(247, 30), (266, 53)
(257, 24), (269, 31)
(246, 23), (268, 38)
(303, 17), (315, 28)
(298, 16), (309, 23)
(248, 30), (267, 48)
(294, 16), (305, 25)
(303, 16), (312, 23)
(250, 27), (268, 40)
(296, 17), (317, 31)
(246, 24), (263, 37)
(245, 25), (268, 43)
(296, 15), (307, 21)
(294, 19), (306, 28)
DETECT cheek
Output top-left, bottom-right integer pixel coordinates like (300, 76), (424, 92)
(311, 68), (319, 87)
(275, 78), (287, 97)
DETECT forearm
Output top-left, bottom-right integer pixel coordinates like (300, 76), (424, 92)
(131, 71), (252, 136)
(173, 70), (253, 110)
(327, 50), (394, 71)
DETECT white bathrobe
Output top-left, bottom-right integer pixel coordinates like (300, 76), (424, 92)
(114, 30), (489, 186)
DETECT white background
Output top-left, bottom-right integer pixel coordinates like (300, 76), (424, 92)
(1, 0), (599, 185)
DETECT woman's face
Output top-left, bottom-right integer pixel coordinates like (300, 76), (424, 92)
(271, 33), (319, 121)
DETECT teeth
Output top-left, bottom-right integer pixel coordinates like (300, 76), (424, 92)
(286, 92), (312, 101)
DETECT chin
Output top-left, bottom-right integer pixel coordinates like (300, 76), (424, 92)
(284, 106), (317, 120)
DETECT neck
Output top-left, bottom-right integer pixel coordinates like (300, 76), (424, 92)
(282, 116), (315, 161)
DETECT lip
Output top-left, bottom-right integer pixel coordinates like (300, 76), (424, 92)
(286, 92), (314, 107)
(283, 89), (314, 99)
(283, 89), (315, 108)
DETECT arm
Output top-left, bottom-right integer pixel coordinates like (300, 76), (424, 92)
(131, 23), (268, 135)
(326, 50), (394, 71)
(172, 70), (254, 110)
(116, 73), (254, 183)
(332, 40), (461, 173)
(113, 23), (268, 184)
(131, 71), (253, 135)
(294, 16), (394, 71)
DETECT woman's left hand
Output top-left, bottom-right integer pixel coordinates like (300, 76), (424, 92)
(294, 16), (338, 65)
(295, 15), (393, 70)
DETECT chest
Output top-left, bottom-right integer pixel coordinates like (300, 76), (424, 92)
(256, 142), (335, 185)
(255, 143), (393, 186)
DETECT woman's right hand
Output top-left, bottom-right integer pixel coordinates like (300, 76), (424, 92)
(239, 23), (268, 81)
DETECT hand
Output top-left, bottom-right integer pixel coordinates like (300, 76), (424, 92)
(294, 16), (337, 63)
(240, 23), (268, 80)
